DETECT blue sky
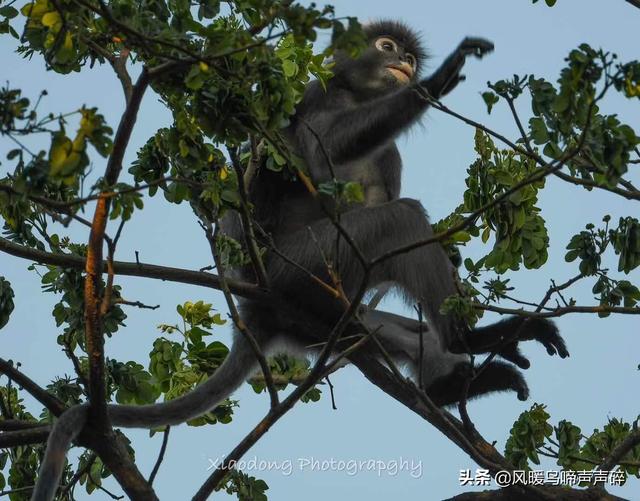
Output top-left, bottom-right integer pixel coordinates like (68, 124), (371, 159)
(1, 0), (639, 499)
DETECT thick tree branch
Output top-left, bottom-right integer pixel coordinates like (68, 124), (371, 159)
(83, 69), (149, 427)
(0, 426), (51, 447)
(0, 236), (265, 300)
(0, 419), (45, 431)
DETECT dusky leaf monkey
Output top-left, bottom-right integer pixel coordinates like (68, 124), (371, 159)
(32, 20), (568, 500)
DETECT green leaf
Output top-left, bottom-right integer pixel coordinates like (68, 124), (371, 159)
(0, 277), (15, 330)
(0, 6), (19, 18)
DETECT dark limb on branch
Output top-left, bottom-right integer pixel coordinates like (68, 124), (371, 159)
(626, 0), (640, 10)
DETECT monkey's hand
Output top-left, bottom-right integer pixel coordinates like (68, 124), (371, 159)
(497, 318), (569, 370)
(422, 37), (494, 99)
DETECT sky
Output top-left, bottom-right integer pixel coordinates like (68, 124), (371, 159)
(1, 0), (639, 500)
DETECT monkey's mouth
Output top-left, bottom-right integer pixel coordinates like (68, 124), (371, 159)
(386, 64), (413, 83)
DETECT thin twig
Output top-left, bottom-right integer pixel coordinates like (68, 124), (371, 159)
(148, 427), (171, 485)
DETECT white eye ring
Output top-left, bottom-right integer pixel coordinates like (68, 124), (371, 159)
(375, 37), (397, 53)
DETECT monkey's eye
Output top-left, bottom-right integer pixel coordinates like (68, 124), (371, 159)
(406, 53), (417, 71)
(375, 37), (397, 53)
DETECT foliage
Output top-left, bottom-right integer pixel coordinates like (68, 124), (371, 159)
(216, 470), (269, 501)
(437, 44), (640, 327)
(0, 0), (639, 498)
(0, 277), (14, 329)
(506, 404), (640, 483)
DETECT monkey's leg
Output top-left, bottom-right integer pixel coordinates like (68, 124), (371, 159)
(426, 360), (529, 407)
(349, 311), (529, 406)
(271, 198), (459, 340)
(451, 316), (569, 369)
(360, 309), (469, 384)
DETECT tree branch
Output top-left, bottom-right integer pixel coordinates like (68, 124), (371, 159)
(0, 236), (265, 300)
(599, 428), (640, 472)
(0, 359), (66, 416)
(83, 69), (149, 427)
(148, 427), (170, 486)
(0, 426), (51, 447)
(475, 303), (640, 318)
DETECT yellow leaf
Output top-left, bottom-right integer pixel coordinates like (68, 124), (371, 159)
(20, 2), (34, 16)
(49, 135), (73, 174)
(41, 10), (61, 28)
(72, 133), (86, 153)
(56, 31), (74, 63)
(199, 61), (209, 72)
(21, 0), (50, 20)
(79, 108), (96, 136)
(62, 30), (72, 50)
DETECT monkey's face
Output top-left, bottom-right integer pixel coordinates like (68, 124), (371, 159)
(373, 36), (417, 86)
(334, 35), (419, 97)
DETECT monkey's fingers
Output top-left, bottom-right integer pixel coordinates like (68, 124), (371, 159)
(536, 329), (570, 359)
(512, 374), (530, 401)
(459, 37), (495, 58)
(499, 347), (531, 370)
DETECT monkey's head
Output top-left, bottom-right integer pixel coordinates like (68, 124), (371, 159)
(333, 20), (428, 97)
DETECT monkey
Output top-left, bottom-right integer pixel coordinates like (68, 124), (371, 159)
(31, 21), (568, 500)
(226, 19), (568, 401)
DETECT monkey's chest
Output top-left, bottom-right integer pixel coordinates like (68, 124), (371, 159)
(342, 160), (391, 206)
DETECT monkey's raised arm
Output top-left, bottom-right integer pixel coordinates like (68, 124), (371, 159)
(424, 37), (494, 98)
(298, 37), (493, 167)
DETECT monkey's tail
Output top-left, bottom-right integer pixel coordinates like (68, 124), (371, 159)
(32, 405), (88, 501)
(32, 335), (259, 501)
(109, 333), (259, 428)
